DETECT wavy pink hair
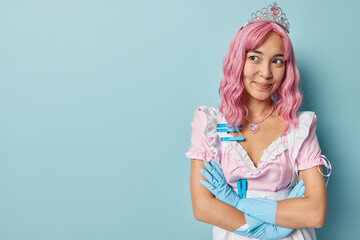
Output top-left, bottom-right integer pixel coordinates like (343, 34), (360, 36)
(218, 21), (302, 135)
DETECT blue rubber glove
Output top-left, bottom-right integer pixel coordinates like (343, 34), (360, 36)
(234, 221), (294, 240)
(235, 180), (305, 225)
(200, 161), (240, 207)
(234, 183), (305, 239)
(201, 160), (305, 226)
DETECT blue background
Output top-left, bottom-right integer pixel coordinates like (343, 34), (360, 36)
(0, 0), (358, 239)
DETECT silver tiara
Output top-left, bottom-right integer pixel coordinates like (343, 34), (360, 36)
(248, 2), (290, 33)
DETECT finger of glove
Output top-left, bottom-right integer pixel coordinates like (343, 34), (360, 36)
(200, 168), (219, 187)
(297, 185), (305, 197)
(293, 180), (304, 192)
(288, 180), (304, 198)
(204, 161), (224, 183)
(200, 179), (217, 195)
(210, 160), (226, 179)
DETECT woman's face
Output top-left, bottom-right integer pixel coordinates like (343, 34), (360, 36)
(242, 31), (285, 102)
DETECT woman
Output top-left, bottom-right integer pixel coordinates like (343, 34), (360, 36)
(185, 3), (331, 240)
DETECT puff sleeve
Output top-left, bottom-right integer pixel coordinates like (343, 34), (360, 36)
(185, 107), (217, 162)
(295, 114), (331, 180)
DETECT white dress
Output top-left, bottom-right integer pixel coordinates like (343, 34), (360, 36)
(186, 106), (331, 240)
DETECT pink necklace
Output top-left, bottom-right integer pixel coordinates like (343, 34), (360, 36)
(244, 105), (275, 134)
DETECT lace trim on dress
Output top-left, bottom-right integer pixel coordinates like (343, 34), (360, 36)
(262, 137), (288, 166)
(196, 105), (289, 175)
(285, 112), (315, 185)
(198, 106), (221, 165)
(225, 134), (288, 175)
(291, 111), (315, 162)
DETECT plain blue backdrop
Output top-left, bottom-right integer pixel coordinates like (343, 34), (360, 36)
(0, 0), (358, 239)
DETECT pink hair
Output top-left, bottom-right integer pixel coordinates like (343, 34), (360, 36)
(218, 21), (302, 135)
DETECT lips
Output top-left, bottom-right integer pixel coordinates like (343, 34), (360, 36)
(254, 82), (272, 89)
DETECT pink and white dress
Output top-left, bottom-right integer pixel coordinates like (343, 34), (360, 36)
(185, 106), (331, 240)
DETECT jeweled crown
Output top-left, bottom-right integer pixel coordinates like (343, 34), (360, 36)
(248, 2), (290, 33)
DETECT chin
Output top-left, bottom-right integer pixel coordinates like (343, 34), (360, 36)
(243, 87), (274, 101)
(250, 92), (272, 101)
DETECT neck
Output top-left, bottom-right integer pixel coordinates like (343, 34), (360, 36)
(242, 93), (274, 120)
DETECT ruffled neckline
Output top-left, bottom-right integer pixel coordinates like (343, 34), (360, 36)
(224, 132), (288, 175)
(198, 105), (288, 175)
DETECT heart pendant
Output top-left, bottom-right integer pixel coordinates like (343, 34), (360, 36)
(249, 124), (259, 134)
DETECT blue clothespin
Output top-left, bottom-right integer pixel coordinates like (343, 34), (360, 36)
(217, 128), (239, 132)
(217, 123), (243, 141)
(220, 136), (245, 141)
(217, 123), (241, 131)
(237, 179), (247, 199)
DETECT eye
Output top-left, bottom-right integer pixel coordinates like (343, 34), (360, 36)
(249, 56), (260, 61)
(273, 59), (283, 65)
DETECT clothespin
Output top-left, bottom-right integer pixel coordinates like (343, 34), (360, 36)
(217, 123), (241, 131)
(237, 179), (247, 199)
(220, 136), (245, 141)
(217, 128), (239, 132)
(217, 123), (244, 141)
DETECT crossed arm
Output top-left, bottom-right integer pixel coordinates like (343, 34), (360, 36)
(190, 159), (327, 231)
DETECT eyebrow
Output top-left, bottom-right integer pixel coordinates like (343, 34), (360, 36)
(248, 50), (284, 57)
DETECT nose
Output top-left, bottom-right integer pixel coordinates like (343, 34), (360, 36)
(259, 62), (273, 79)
